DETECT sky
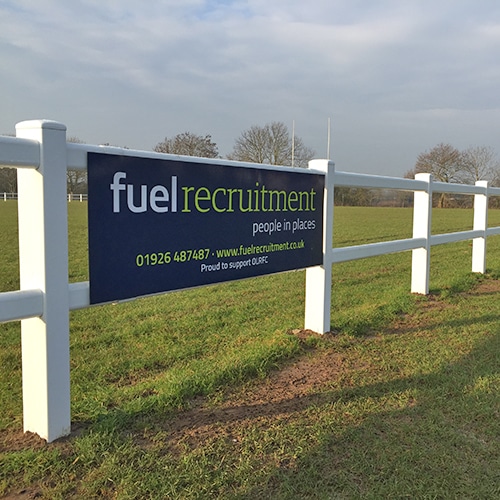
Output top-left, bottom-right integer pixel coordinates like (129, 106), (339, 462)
(1, 0), (500, 176)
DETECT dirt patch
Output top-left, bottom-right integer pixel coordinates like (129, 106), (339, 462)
(0, 430), (47, 454)
(143, 330), (350, 453)
(149, 281), (500, 452)
(1, 488), (43, 500)
(463, 278), (500, 295)
(0, 424), (84, 455)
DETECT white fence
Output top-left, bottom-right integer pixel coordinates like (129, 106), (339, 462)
(3, 193), (87, 201)
(68, 193), (87, 202)
(1, 120), (500, 442)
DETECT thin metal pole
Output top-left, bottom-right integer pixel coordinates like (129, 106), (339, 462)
(327, 117), (331, 160)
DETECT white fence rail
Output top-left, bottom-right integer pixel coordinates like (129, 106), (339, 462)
(2, 193), (18, 200)
(3, 193), (87, 201)
(303, 163), (500, 333)
(1, 120), (500, 442)
(68, 193), (87, 202)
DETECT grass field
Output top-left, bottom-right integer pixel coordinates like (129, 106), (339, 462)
(0, 202), (499, 498)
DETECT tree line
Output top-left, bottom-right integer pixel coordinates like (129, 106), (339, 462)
(153, 121), (314, 168)
(0, 121), (313, 194)
(1, 124), (499, 209)
(335, 143), (500, 208)
(407, 143), (500, 208)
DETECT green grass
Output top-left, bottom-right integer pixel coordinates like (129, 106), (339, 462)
(1, 202), (499, 498)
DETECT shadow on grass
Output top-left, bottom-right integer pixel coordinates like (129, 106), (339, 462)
(238, 322), (500, 497)
(63, 293), (500, 498)
(71, 282), (499, 435)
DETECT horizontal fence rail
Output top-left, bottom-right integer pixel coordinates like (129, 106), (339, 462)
(2, 192), (18, 200)
(331, 238), (427, 263)
(0, 135), (40, 168)
(67, 193), (87, 202)
(4, 194), (90, 202)
(1, 121), (500, 442)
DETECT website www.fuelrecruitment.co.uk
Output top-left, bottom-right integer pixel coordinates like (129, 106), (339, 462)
(214, 239), (305, 259)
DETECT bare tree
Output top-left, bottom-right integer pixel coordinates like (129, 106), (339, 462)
(154, 132), (219, 158)
(0, 133), (17, 193)
(415, 143), (461, 182)
(0, 167), (17, 193)
(334, 186), (376, 206)
(414, 143), (462, 207)
(229, 121), (315, 168)
(458, 146), (500, 184)
(67, 136), (88, 194)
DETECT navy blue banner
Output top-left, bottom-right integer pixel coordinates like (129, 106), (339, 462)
(87, 153), (324, 304)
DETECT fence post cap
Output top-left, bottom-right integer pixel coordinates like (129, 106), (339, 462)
(414, 172), (432, 181)
(16, 120), (67, 132)
(308, 159), (335, 173)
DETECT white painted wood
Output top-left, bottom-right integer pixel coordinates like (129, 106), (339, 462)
(332, 238), (426, 263)
(472, 181), (488, 273)
(433, 181), (482, 195)
(304, 159), (335, 333)
(0, 283), (90, 322)
(487, 226), (500, 236)
(0, 289), (43, 323)
(16, 120), (71, 442)
(334, 171), (428, 191)
(431, 230), (483, 246)
(68, 281), (90, 310)
(0, 135), (40, 168)
(411, 173), (432, 294)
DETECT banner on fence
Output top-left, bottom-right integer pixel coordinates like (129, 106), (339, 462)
(87, 153), (324, 304)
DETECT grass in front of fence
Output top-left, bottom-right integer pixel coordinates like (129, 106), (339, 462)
(0, 203), (499, 498)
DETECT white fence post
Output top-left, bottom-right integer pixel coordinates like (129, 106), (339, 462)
(304, 159), (334, 333)
(411, 173), (432, 294)
(15, 120), (71, 442)
(472, 180), (489, 273)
